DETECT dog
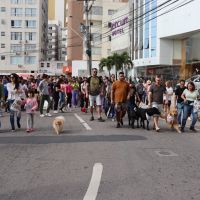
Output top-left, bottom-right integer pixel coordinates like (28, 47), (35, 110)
(127, 104), (139, 129)
(52, 116), (65, 135)
(193, 100), (200, 121)
(137, 107), (160, 130)
(166, 108), (181, 133)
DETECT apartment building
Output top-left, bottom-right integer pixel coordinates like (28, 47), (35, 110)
(0, 0), (48, 73)
(66, 0), (128, 67)
(129, 0), (200, 80)
(47, 20), (62, 61)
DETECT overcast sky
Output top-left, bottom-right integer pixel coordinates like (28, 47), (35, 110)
(55, 0), (65, 26)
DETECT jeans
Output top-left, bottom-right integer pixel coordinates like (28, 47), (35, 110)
(58, 92), (65, 109)
(72, 90), (79, 107)
(39, 95), (51, 114)
(177, 102), (184, 125)
(8, 99), (21, 130)
(181, 104), (197, 128)
(27, 113), (34, 129)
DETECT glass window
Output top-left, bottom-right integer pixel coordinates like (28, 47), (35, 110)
(11, 20), (22, 28)
(91, 6), (103, 15)
(11, 8), (23, 16)
(91, 47), (101, 55)
(25, 20), (36, 28)
(1, 32), (5, 36)
(1, 44), (5, 48)
(1, 7), (6, 12)
(108, 9), (117, 15)
(25, 44), (36, 50)
(11, 0), (23, 4)
(1, 56), (5, 60)
(25, 0), (36, 4)
(11, 32), (22, 40)
(11, 44), (22, 51)
(25, 32), (36, 41)
(25, 8), (36, 16)
(10, 56), (23, 64)
(25, 56), (36, 64)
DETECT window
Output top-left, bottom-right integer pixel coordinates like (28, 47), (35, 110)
(25, 32), (36, 41)
(11, 8), (23, 16)
(11, 32), (22, 40)
(11, 20), (22, 28)
(1, 44), (5, 48)
(1, 32), (5, 36)
(91, 47), (101, 55)
(11, 44), (22, 52)
(25, 20), (36, 28)
(25, 8), (36, 16)
(11, 0), (23, 4)
(91, 6), (103, 15)
(108, 9), (117, 15)
(47, 63), (50, 67)
(1, 7), (6, 12)
(25, 44), (36, 50)
(10, 56), (23, 64)
(1, 56), (5, 60)
(25, 56), (36, 64)
(25, 0), (36, 4)
(40, 63), (44, 67)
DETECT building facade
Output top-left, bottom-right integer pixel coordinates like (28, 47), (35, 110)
(130, 0), (200, 80)
(0, 0), (48, 73)
(65, 0), (128, 68)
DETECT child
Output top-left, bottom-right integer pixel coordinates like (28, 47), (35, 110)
(24, 89), (38, 133)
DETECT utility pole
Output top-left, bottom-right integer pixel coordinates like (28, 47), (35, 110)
(85, 0), (92, 76)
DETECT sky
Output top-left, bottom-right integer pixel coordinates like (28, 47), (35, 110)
(55, 0), (65, 26)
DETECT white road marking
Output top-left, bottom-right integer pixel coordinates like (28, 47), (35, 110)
(74, 113), (92, 130)
(83, 163), (103, 200)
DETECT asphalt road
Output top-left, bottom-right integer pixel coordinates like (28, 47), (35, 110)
(0, 109), (200, 200)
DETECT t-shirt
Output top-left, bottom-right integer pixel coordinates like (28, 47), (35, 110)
(175, 86), (186, 103)
(87, 76), (102, 96)
(182, 89), (199, 101)
(149, 83), (166, 104)
(163, 87), (173, 101)
(112, 80), (130, 103)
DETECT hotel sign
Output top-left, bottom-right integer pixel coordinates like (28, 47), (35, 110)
(111, 16), (128, 36)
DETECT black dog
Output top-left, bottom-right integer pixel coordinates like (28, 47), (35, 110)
(127, 105), (139, 129)
(137, 107), (160, 130)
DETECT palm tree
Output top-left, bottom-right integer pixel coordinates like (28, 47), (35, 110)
(111, 53), (123, 78)
(120, 52), (133, 77)
(99, 57), (113, 77)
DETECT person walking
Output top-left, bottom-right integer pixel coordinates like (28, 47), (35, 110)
(6, 73), (25, 132)
(86, 68), (105, 122)
(174, 80), (186, 127)
(38, 74), (52, 117)
(111, 71), (130, 128)
(148, 75), (166, 132)
(24, 89), (38, 133)
(181, 81), (199, 132)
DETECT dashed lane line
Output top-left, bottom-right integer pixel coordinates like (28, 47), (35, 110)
(74, 113), (92, 130)
(83, 163), (103, 200)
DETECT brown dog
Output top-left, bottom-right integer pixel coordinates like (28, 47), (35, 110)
(166, 108), (181, 133)
(52, 116), (65, 135)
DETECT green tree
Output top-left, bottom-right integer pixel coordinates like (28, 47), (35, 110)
(99, 56), (113, 77)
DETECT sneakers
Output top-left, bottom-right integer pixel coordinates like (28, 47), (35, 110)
(120, 119), (123, 126)
(181, 127), (185, 132)
(11, 129), (15, 133)
(46, 113), (52, 117)
(98, 117), (105, 122)
(40, 114), (45, 117)
(26, 129), (31, 133)
(90, 116), (94, 121)
(53, 110), (58, 114)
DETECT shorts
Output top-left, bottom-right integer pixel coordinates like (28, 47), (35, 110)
(163, 100), (171, 107)
(115, 102), (127, 112)
(152, 102), (164, 117)
(89, 94), (101, 107)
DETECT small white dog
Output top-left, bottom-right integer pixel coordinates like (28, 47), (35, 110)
(52, 116), (65, 135)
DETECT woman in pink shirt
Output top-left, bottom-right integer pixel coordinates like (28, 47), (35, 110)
(24, 89), (38, 132)
(65, 80), (72, 110)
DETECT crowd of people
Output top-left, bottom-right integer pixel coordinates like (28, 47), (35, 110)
(0, 68), (199, 133)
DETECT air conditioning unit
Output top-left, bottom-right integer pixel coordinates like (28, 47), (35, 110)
(24, 51), (28, 55)
(25, 40), (28, 43)
(19, 40), (22, 44)
(16, 52), (21, 55)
